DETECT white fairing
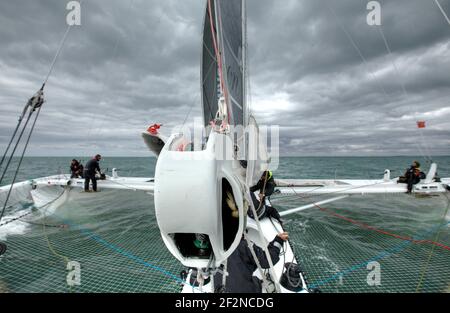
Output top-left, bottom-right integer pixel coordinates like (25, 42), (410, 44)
(154, 131), (246, 268)
(181, 216), (309, 293)
(383, 169), (390, 181)
(142, 130), (167, 157)
(425, 163), (437, 184)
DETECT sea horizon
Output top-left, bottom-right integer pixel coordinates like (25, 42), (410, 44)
(12, 155), (450, 158)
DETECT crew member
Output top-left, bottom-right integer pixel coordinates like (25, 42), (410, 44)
(70, 159), (83, 178)
(249, 170), (277, 219)
(84, 154), (102, 192)
(404, 161), (425, 193)
(214, 231), (289, 293)
(251, 170), (276, 197)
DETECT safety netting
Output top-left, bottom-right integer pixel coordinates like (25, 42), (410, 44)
(275, 193), (450, 293)
(0, 190), (183, 293)
(0, 189), (449, 293)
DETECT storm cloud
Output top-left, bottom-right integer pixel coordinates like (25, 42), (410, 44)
(0, 0), (449, 156)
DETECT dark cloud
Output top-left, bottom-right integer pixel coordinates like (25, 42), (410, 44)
(0, 0), (449, 157)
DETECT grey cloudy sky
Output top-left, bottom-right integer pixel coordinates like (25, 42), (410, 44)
(0, 0), (449, 156)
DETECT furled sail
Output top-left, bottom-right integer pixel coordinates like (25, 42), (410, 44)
(201, 0), (245, 128)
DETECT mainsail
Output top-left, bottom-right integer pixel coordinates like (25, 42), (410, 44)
(201, 0), (245, 128)
(201, 0), (219, 127)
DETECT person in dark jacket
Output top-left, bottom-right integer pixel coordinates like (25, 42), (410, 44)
(249, 170), (277, 219)
(70, 159), (83, 178)
(404, 161), (425, 193)
(214, 231), (288, 293)
(250, 170), (276, 197)
(84, 154), (102, 192)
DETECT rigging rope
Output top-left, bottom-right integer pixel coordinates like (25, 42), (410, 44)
(415, 193), (450, 292)
(87, 0), (136, 147)
(0, 105), (42, 223)
(0, 103), (31, 171)
(278, 176), (397, 198)
(243, 0), (252, 126)
(207, 0), (225, 97)
(267, 215), (305, 291)
(42, 207), (70, 265)
(327, 0), (390, 101)
(434, 0), (450, 25)
(0, 8), (75, 223)
(243, 232), (272, 292)
(0, 93), (41, 186)
(287, 186), (450, 252)
(327, 0), (437, 162)
(326, 0), (437, 165)
(43, 25), (72, 85)
(38, 188), (73, 292)
(417, 127), (433, 163)
(178, 91), (200, 134)
(377, 26), (408, 98)
(376, 25), (433, 163)
(207, 0), (231, 125)
(0, 98), (43, 223)
(245, 170), (281, 292)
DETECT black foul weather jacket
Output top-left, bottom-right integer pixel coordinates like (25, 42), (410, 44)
(214, 235), (284, 293)
(84, 159), (100, 177)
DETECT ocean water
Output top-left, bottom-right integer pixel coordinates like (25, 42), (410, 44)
(0, 156), (449, 293)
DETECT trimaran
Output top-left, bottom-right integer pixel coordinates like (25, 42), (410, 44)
(1, 0), (449, 293)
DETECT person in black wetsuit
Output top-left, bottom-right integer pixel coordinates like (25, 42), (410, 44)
(214, 231), (288, 293)
(70, 159), (83, 178)
(84, 154), (102, 192)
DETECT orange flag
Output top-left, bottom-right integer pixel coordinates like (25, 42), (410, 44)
(417, 120), (426, 128)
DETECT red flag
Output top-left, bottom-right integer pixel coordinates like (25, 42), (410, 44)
(147, 123), (161, 135)
(417, 120), (426, 129)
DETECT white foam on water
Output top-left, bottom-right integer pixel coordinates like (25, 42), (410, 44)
(0, 210), (30, 241)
